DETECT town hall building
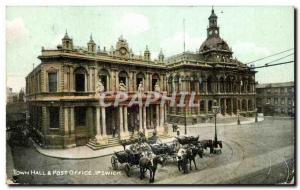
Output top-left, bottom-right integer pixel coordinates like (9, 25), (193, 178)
(25, 8), (256, 149)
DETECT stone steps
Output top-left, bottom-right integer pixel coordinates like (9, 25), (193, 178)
(86, 131), (173, 151)
(86, 137), (121, 150)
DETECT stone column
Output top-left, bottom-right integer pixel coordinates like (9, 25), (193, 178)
(132, 71), (136, 91)
(64, 107), (69, 135)
(101, 107), (108, 144)
(149, 73), (152, 91)
(89, 67), (93, 92)
(246, 99), (249, 111)
(224, 98), (227, 115)
(94, 68), (98, 92)
(119, 106), (124, 133)
(143, 106), (148, 137)
(70, 107), (75, 134)
(124, 106), (128, 133)
(120, 106), (129, 139)
(110, 70), (115, 92)
(95, 107), (102, 143)
(205, 99), (208, 113)
(156, 105), (160, 132)
(69, 66), (74, 92)
(139, 106), (143, 133)
(145, 73), (149, 92)
(217, 79), (220, 94)
(129, 72), (133, 92)
(160, 75), (164, 92)
(159, 105), (165, 135)
(231, 98), (234, 115)
(115, 70), (119, 91)
(198, 100), (201, 115)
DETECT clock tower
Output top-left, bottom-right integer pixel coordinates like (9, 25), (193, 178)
(207, 7), (220, 38)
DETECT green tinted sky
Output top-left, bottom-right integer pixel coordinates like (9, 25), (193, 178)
(6, 6), (294, 91)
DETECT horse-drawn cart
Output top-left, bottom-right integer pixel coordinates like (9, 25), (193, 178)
(111, 150), (142, 177)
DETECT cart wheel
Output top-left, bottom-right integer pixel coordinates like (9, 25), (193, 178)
(124, 164), (131, 177)
(111, 156), (118, 170)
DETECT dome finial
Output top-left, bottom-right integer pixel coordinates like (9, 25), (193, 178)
(63, 29), (70, 39)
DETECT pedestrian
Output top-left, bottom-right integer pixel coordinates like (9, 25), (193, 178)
(112, 125), (116, 138)
(177, 128), (180, 137)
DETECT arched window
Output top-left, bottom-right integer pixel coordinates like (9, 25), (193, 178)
(226, 76), (231, 93)
(220, 77), (225, 93)
(207, 76), (213, 94)
(242, 99), (247, 111)
(152, 74), (160, 91)
(118, 71), (129, 90)
(199, 77), (205, 93)
(200, 100), (205, 112)
(174, 75), (180, 92)
(248, 99), (253, 111)
(168, 76), (173, 93)
(190, 76), (196, 92)
(208, 100), (213, 112)
(99, 69), (110, 91)
(74, 67), (87, 92)
(136, 72), (145, 90)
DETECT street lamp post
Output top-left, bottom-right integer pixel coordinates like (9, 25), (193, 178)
(237, 109), (240, 125)
(184, 106), (187, 135)
(212, 100), (220, 145)
(255, 108), (258, 122)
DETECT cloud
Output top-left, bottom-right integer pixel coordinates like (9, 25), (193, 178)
(232, 41), (270, 63)
(6, 18), (29, 44)
(114, 13), (150, 37)
(160, 32), (205, 57)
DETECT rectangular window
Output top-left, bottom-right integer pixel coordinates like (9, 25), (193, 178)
(274, 98), (278, 105)
(75, 107), (86, 127)
(48, 73), (57, 92)
(288, 98), (291, 105)
(281, 98), (285, 105)
(49, 107), (59, 129)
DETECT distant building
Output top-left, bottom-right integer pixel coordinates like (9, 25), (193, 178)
(6, 87), (18, 103)
(256, 82), (294, 117)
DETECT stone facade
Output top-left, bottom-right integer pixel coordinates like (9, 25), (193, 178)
(165, 8), (256, 124)
(26, 8), (256, 149)
(256, 82), (294, 117)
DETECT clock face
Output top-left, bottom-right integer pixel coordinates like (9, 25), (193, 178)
(120, 47), (127, 55)
(209, 31), (213, 35)
(214, 30), (218, 34)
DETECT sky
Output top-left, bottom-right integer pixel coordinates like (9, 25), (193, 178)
(6, 6), (294, 92)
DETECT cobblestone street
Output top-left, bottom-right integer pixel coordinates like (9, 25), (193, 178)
(9, 118), (294, 185)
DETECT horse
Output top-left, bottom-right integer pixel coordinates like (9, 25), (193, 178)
(177, 144), (201, 173)
(139, 154), (165, 183)
(199, 140), (223, 154)
(176, 148), (189, 174)
(193, 142), (204, 158)
(199, 139), (214, 154)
